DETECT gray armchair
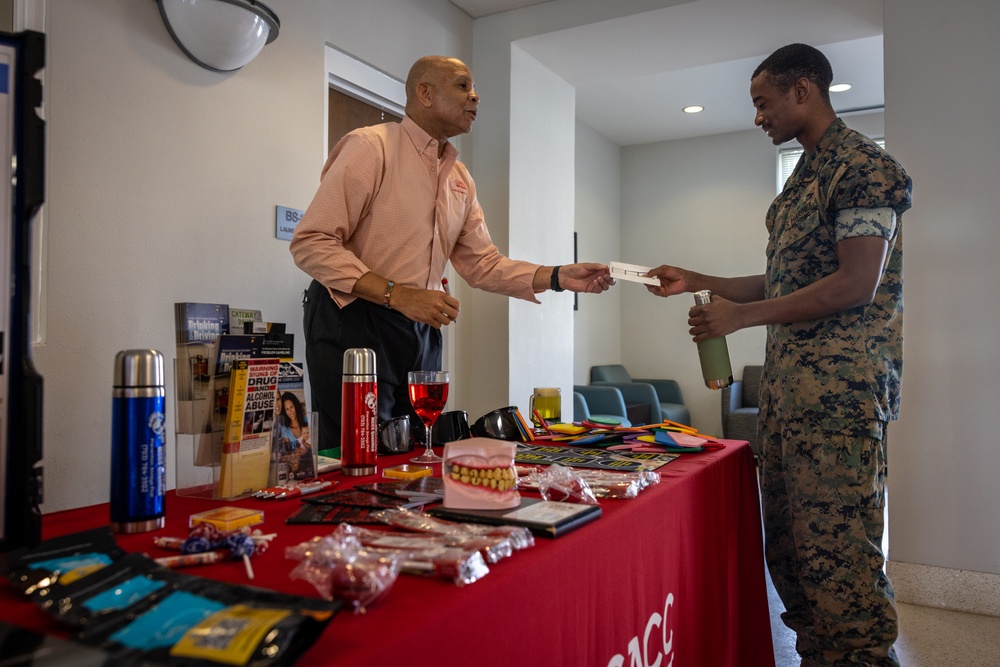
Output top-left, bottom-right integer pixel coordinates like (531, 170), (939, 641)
(573, 385), (632, 426)
(589, 364), (690, 425)
(722, 365), (762, 458)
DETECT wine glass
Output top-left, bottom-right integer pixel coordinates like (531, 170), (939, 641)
(407, 370), (450, 463)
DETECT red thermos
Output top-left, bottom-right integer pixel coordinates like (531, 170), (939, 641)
(341, 348), (378, 475)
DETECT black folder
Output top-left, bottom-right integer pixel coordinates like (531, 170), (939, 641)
(428, 497), (601, 538)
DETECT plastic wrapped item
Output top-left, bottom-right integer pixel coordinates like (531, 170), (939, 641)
(519, 468), (661, 499)
(3, 529), (338, 666)
(76, 574), (338, 666)
(151, 523), (272, 579)
(285, 528), (400, 613)
(38, 552), (177, 627)
(0, 527), (126, 595)
(189, 506), (264, 531)
(580, 469), (661, 498)
(345, 524), (511, 566)
(0, 623), (111, 666)
(286, 525), (488, 591)
(537, 464), (599, 505)
(358, 545), (489, 586)
(375, 507), (536, 552)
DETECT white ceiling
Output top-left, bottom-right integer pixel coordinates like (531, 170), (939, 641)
(449, 0), (885, 145)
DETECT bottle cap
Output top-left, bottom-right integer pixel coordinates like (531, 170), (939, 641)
(693, 290), (712, 306)
(113, 349), (164, 388)
(343, 348), (377, 376)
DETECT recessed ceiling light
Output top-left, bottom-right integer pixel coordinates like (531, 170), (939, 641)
(829, 83), (852, 93)
(683, 105), (704, 114)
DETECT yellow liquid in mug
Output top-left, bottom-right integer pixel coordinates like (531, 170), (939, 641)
(530, 389), (561, 426)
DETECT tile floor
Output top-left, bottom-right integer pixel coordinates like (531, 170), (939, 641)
(767, 566), (1000, 666)
(761, 483), (1000, 666)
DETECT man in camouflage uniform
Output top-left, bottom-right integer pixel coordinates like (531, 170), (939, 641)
(646, 43), (912, 666)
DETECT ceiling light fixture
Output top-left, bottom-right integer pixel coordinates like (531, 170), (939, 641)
(683, 105), (704, 114)
(829, 83), (852, 93)
(156, 0), (280, 72)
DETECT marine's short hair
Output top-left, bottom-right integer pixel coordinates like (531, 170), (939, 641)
(752, 43), (833, 104)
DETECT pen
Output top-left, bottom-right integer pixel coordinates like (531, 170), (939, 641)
(442, 277), (450, 295)
(277, 480), (334, 500)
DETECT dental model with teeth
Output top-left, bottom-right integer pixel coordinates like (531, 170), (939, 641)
(442, 438), (520, 510)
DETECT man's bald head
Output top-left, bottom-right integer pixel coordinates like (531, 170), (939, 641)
(405, 56), (467, 103)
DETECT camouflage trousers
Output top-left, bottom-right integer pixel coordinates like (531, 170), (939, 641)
(759, 410), (900, 667)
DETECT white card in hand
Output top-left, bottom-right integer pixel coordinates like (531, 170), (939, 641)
(609, 261), (659, 285)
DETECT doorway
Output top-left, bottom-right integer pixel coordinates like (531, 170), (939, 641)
(327, 88), (402, 154)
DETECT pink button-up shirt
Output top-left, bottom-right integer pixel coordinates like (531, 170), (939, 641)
(290, 116), (540, 308)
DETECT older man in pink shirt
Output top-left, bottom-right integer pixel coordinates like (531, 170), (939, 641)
(291, 55), (612, 452)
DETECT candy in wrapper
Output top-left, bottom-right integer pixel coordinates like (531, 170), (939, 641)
(189, 506), (264, 531)
(537, 464), (599, 504)
(285, 528), (401, 613)
(360, 544), (489, 586)
(345, 524), (512, 566)
(376, 507), (536, 552)
(155, 550), (227, 570)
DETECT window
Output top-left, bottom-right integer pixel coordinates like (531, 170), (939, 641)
(777, 138), (885, 193)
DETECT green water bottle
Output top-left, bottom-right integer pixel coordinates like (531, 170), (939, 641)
(693, 290), (733, 390)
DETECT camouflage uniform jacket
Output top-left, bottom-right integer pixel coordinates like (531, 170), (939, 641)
(761, 118), (913, 435)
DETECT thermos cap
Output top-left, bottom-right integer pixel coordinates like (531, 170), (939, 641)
(114, 349), (164, 388)
(693, 290), (712, 306)
(343, 348), (377, 376)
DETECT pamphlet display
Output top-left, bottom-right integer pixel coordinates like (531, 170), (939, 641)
(216, 357), (279, 499)
(273, 362), (317, 484)
(173, 302), (228, 499)
(173, 303), (304, 500)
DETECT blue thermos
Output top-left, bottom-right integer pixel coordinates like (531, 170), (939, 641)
(110, 349), (166, 533)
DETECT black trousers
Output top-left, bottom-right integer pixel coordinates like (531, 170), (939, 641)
(302, 280), (441, 451)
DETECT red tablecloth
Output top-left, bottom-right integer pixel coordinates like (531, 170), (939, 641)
(0, 440), (773, 667)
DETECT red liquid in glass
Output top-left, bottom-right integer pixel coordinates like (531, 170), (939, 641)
(408, 382), (449, 425)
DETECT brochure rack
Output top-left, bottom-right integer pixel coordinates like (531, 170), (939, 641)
(174, 360), (224, 499)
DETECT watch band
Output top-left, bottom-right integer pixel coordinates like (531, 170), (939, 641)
(383, 280), (395, 308)
(550, 266), (564, 292)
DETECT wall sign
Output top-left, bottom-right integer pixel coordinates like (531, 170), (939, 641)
(275, 205), (304, 241)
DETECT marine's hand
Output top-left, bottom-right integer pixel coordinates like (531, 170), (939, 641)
(688, 296), (740, 342)
(392, 285), (460, 329)
(645, 265), (691, 298)
(561, 263), (616, 293)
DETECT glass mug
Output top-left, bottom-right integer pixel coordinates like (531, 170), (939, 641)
(529, 387), (561, 427)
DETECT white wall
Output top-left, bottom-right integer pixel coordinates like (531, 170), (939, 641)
(467, 0), (686, 420)
(37, 0), (471, 512)
(573, 121), (621, 385)
(619, 129), (771, 434)
(507, 46), (576, 415)
(884, 0), (1000, 575)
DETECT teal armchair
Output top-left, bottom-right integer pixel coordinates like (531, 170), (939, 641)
(590, 364), (691, 425)
(573, 385), (632, 426)
(722, 365), (762, 458)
